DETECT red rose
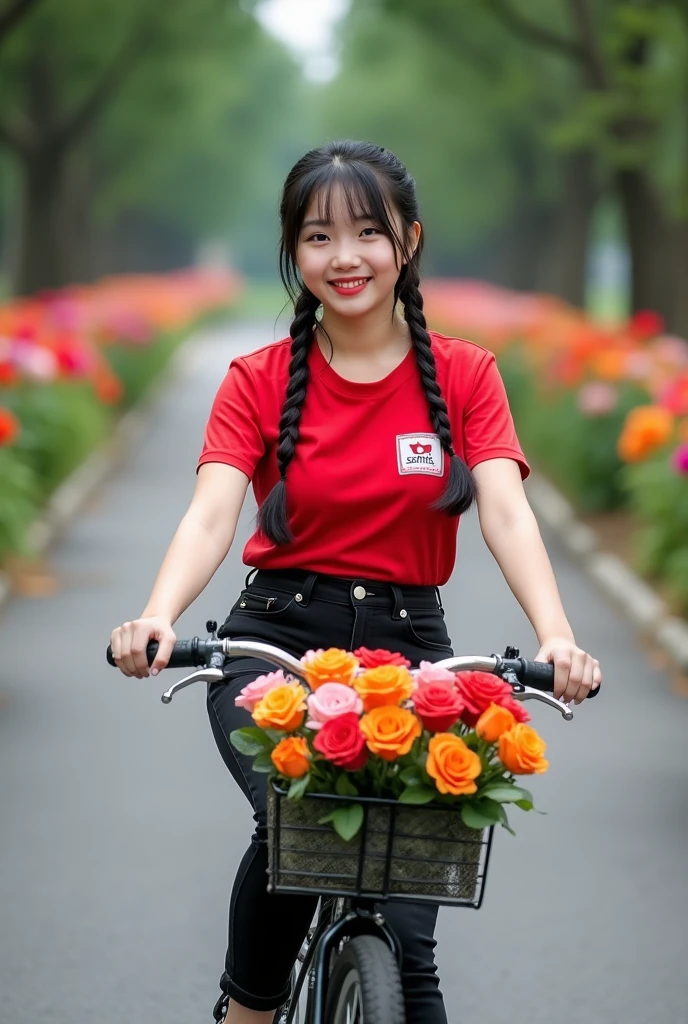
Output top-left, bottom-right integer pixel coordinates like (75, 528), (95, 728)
(502, 696), (531, 724)
(629, 309), (664, 341)
(455, 671), (513, 727)
(412, 682), (464, 733)
(354, 647), (411, 669)
(313, 712), (368, 771)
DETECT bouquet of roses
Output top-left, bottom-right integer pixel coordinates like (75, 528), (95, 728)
(230, 647), (549, 841)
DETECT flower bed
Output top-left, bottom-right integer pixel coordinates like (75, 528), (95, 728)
(424, 280), (688, 616)
(0, 268), (242, 562)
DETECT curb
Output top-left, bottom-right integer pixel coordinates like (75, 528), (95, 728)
(0, 339), (194, 617)
(525, 472), (688, 674)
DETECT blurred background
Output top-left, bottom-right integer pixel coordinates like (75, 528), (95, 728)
(1, 0), (687, 605)
(1, 2), (688, 1022)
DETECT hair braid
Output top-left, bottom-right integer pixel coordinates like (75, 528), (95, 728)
(257, 288), (320, 544)
(401, 265), (476, 516)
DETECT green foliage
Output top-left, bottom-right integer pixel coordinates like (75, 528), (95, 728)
(5, 381), (109, 500)
(316, 1), (563, 273)
(499, 348), (648, 512)
(0, 450), (40, 557)
(620, 455), (688, 613)
(104, 330), (182, 408)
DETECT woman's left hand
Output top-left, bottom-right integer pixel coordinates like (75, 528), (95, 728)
(535, 637), (602, 704)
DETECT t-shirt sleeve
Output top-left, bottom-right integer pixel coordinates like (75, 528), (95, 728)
(197, 357), (264, 479)
(462, 351), (530, 480)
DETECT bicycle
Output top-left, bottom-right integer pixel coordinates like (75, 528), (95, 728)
(107, 623), (599, 1024)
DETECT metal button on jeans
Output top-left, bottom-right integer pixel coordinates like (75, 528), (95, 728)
(353, 585), (366, 600)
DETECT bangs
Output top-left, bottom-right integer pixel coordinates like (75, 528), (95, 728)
(282, 160), (409, 295)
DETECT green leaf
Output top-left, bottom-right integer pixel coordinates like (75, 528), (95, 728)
(264, 729), (286, 743)
(287, 774), (310, 800)
(335, 774), (359, 797)
(399, 767), (423, 786)
(230, 728), (271, 756)
(332, 804), (364, 842)
(399, 785), (436, 805)
(515, 799), (534, 811)
(318, 812), (335, 825)
(481, 784), (533, 804)
(252, 751), (274, 772)
(496, 804), (516, 836)
(461, 803), (498, 830)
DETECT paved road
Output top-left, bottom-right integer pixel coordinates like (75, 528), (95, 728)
(1, 319), (687, 1024)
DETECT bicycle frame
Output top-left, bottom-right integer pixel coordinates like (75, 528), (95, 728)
(286, 898), (402, 1024)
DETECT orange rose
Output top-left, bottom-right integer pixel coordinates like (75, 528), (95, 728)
(426, 734), (481, 795)
(617, 405), (674, 462)
(302, 648), (359, 690)
(475, 702), (517, 743)
(253, 683), (307, 732)
(271, 736), (310, 778)
(359, 706), (422, 761)
(354, 665), (414, 710)
(498, 724), (549, 775)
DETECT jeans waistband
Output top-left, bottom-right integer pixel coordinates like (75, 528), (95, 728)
(246, 568), (443, 614)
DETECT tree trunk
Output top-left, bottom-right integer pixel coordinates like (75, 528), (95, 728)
(16, 144), (68, 295)
(615, 167), (671, 320)
(537, 151), (598, 306)
(669, 218), (688, 339)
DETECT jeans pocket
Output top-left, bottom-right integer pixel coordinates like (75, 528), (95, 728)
(404, 608), (453, 652)
(218, 588), (297, 637)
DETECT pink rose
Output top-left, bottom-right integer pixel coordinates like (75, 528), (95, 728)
(235, 671), (289, 712)
(414, 661), (457, 689)
(306, 682), (363, 730)
(577, 382), (618, 417)
(672, 443), (688, 475)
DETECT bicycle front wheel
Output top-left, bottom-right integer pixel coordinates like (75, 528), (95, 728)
(324, 935), (405, 1024)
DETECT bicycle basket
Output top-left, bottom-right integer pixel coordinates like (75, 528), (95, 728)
(266, 783), (493, 908)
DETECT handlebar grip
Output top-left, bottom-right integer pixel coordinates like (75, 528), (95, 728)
(521, 659), (600, 698)
(105, 639), (202, 669)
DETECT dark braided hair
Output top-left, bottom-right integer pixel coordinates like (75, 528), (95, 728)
(258, 140), (476, 545)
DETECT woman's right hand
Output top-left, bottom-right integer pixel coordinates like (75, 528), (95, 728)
(110, 616), (177, 678)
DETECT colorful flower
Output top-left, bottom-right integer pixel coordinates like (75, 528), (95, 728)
(426, 733), (482, 795)
(359, 705), (422, 761)
(306, 682), (363, 730)
(0, 406), (20, 446)
(253, 682), (307, 732)
(412, 682), (464, 732)
(235, 670), (289, 712)
(312, 713), (368, 770)
(617, 405), (674, 462)
(271, 736), (310, 778)
(498, 724), (549, 775)
(301, 648), (359, 690)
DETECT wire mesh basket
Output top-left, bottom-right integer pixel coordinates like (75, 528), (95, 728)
(266, 783), (493, 907)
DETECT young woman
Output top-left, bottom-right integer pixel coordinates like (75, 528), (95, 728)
(111, 140), (601, 1024)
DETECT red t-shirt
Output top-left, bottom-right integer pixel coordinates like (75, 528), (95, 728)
(197, 331), (529, 585)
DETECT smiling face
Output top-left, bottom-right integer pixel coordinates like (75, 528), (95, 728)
(295, 183), (419, 320)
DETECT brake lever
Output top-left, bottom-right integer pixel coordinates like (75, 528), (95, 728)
(509, 682), (574, 721)
(161, 668), (224, 704)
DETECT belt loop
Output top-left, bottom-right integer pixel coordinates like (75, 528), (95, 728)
(390, 584), (405, 620)
(435, 586), (444, 612)
(244, 567), (259, 589)
(296, 573), (318, 607)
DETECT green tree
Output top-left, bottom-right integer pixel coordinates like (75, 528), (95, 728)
(0, 0), (259, 293)
(382, 0), (688, 330)
(319, 1), (595, 299)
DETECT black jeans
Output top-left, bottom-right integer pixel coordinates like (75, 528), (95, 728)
(207, 568), (454, 1023)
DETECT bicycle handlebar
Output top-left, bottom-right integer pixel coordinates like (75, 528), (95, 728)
(106, 634), (599, 720)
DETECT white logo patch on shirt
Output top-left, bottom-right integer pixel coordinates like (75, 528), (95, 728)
(396, 433), (444, 476)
